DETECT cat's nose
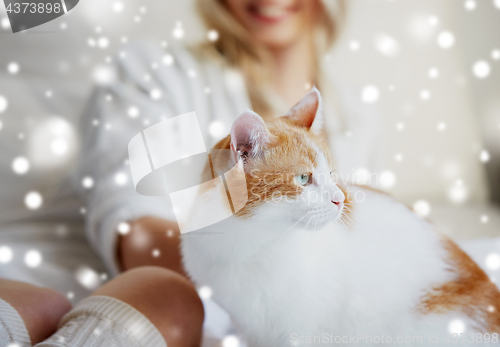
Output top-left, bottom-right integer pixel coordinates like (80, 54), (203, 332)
(331, 190), (345, 206)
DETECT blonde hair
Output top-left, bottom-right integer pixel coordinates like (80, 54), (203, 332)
(196, 0), (347, 118)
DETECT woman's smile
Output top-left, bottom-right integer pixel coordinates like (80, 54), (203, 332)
(225, 0), (318, 48)
(247, 1), (299, 24)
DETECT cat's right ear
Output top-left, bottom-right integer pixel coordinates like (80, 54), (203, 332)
(230, 110), (271, 164)
(284, 86), (324, 135)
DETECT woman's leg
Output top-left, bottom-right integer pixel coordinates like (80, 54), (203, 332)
(92, 266), (204, 347)
(1, 267), (203, 347)
(0, 279), (72, 345)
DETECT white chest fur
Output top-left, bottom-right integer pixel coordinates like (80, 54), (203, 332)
(182, 187), (485, 346)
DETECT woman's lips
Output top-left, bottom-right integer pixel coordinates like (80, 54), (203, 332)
(247, 3), (295, 24)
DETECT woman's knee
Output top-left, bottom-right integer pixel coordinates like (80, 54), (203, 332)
(0, 279), (72, 344)
(93, 266), (204, 347)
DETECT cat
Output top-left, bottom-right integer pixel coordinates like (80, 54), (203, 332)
(181, 88), (500, 346)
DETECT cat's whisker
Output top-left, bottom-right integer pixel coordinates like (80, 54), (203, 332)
(303, 214), (314, 230)
(339, 210), (355, 230)
(338, 218), (349, 231)
(336, 204), (355, 230)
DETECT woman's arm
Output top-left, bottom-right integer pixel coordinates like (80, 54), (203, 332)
(76, 41), (197, 277)
(118, 217), (188, 277)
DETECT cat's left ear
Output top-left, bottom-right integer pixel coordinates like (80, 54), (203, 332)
(284, 86), (324, 134)
(230, 110), (272, 164)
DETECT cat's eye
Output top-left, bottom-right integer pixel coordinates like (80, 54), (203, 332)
(295, 173), (310, 186)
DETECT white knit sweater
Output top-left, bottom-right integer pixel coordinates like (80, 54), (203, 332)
(0, 296), (166, 347)
(0, 298), (31, 347)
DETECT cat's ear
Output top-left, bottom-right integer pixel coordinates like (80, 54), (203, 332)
(284, 86), (324, 134)
(230, 110), (271, 164)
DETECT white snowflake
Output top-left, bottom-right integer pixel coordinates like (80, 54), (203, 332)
(209, 121), (226, 138)
(198, 286), (213, 300)
(464, 0), (476, 11)
(25, 191), (43, 210)
(82, 176), (94, 189)
(222, 335), (240, 347)
(374, 34), (399, 57)
(117, 222), (131, 235)
(207, 29), (219, 42)
(437, 122), (447, 131)
(420, 89), (431, 100)
(486, 253), (500, 270)
(448, 180), (468, 204)
(173, 22), (184, 40)
(0, 246), (13, 264)
(128, 106), (140, 118)
(428, 68), (439, 79)
(472, 60), (491, 79)
(379, 171), (396, 188)
(0, 95), (7, 113)
(492, 49), (500, 60)
(12, 157), (30, 175)
(24, 250), (42, 268)
(349, 40), (360, 51)
(150, 89), (162, 100)
(112, 2), (124, 13)
(75, 266), (101, 290)
(437, 31), (455, 49)
(361, 85), (379, 103)
(98, 37), (110, 49)
(413, 200), (431, 217)
(7, 62), (20, 74)
(479, 149), (490, 163)
(114, 172), (128, 185)
(448, 319), (466, 334)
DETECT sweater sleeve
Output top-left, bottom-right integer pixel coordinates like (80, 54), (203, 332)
(0, 298), (31, 347)
(74, 41), (209, 277)
(36, 296), (165, 347)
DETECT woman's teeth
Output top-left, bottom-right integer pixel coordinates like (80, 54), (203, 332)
(255, 6), (288, 18)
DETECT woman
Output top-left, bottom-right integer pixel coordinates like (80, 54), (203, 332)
(83, 0), (379, 278)
(0, 1), (381, 346)
(80, 0), (379, 343)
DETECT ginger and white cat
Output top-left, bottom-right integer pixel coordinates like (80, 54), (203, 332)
(181, 88), (500, 346)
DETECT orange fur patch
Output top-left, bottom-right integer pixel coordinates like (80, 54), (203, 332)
(418, 236), (500, 332)
(237, 118), (327, 217)
(201, 117), (350, 220)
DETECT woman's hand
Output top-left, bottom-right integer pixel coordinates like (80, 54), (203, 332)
(0, 279), (71, 344)
(118, 216), (187, 277)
